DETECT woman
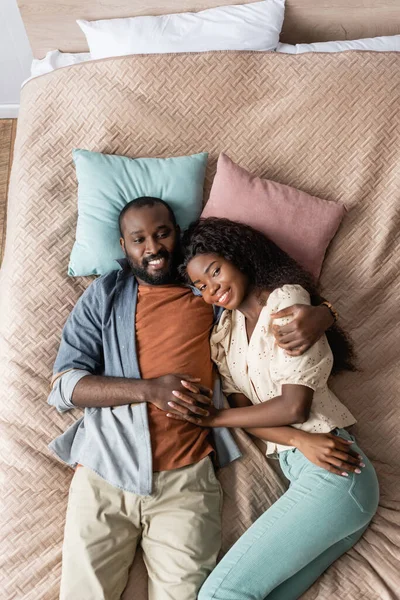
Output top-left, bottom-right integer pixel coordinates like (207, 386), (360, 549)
(168, 217), (379, 600)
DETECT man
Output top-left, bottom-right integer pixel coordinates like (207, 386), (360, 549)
(48, 197), (335, 600)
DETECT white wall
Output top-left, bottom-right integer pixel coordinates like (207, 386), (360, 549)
(0, 0), (33, 117)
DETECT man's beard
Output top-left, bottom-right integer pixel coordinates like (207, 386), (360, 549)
(126, 246), (182, 285)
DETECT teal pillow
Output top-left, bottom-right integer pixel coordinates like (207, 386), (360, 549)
(68, 149), (208, 276)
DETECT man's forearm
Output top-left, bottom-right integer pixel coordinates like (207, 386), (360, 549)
(72, 375), (151, 408)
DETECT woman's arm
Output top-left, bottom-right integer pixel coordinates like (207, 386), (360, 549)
(248, 426), (363, 477)
(228, 393), (363, 477)
(168, 383), (313, 429)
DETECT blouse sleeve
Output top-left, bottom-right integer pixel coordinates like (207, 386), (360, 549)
(210, 312), (242, 397)
(267, 285), (334, 391)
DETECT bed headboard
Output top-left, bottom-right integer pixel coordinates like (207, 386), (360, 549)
(17, 0), (400, 58)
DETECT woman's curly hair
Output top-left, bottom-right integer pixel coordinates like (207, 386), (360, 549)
(180, 217), (356, 375)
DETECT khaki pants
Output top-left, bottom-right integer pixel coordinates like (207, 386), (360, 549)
(60, 457), (222, 600)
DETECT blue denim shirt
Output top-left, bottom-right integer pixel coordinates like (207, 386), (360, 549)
(48, 260), (241, 494)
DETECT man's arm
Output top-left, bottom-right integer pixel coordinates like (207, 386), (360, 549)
(71, 375), (153, 408)
(70, 373), (212, 415)
(49, 370), (212, 416)
(271, 303), (334, 356)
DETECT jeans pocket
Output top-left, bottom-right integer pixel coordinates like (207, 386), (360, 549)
(280, 449), (309, 482)
(333, 427), (355, 443)
(333, 430), (379, 515)
(348, 461), (380, 515)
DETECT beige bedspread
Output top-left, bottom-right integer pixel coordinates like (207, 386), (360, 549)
(1, 51), (399, 600)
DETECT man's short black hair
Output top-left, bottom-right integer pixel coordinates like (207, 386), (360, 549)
(119, 197), (177, 236)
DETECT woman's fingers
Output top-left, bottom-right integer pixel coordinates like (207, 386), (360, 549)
(181, 380), (213, 401)
(174, 388), (212, 407)
(176, 374), (201, 383)
(330, 435), (364, 459)
(166, 412), (201, 425)
(330, 451), (362, 468)
(180, 380), (199, 393)
(320, 462), (350, 477)
(336, 446), (363, 462)
(333, 442), (363, 461)
(324, 455), (362, 474)
(169, 397), (209, 416)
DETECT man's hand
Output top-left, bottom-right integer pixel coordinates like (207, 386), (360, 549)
(294, 430), (365, 477)
(165, 380), (216, 425)
(271, 304), (334, 356)
(148, 375), (213, 421)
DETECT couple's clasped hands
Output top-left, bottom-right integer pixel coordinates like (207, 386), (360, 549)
(150, 373), (216, 425)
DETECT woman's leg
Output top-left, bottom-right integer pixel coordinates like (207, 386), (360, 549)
(198, 435), (378, 600)
(265, 524), (368, 600)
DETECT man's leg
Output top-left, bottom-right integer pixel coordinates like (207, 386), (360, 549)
(60, 467), (141, 600)
(141, 456), (222, 600)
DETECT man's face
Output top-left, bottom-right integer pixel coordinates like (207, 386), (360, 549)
(120, 204), (180, 285)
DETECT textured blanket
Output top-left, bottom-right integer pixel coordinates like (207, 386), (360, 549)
(1, 51), (399, 599)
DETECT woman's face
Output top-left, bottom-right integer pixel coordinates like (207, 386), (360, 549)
(187, 253), (249, 310)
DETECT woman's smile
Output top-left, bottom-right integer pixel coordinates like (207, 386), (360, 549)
(214, 288), (232, 306)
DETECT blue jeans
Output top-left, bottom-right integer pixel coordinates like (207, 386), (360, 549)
(198, 429), (379, 600)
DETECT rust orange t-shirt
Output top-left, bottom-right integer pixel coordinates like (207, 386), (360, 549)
(136, 284), (215, 472)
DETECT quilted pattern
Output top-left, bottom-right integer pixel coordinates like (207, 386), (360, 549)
(0, 51), (399, 599)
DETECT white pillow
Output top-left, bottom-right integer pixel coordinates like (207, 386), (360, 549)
(22, 50), (91, 87)
(77, 0), (285, 60)
(277, 35), (400, 54)
(30, 50), (91, 78)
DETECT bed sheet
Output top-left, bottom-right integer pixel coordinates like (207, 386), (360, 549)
(1, 51), (400, 599)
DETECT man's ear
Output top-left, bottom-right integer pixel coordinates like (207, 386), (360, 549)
(120, 237), (126, 254)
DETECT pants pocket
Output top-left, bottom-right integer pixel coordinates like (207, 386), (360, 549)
(348, 462), (380, 515)
(279, 448), (309, 482)
(333, 429), (380, 515)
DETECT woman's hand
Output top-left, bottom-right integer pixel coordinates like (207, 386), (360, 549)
(294, 430), (365, 477)
(166, 380), (217, 425)
(271, 304), (334, 356)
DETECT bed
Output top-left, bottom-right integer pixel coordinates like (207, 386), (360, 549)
(1, 3), (400, 600)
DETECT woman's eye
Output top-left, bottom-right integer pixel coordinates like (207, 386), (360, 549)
(199, 285), (206, 292)
(213, 268), (220, 277)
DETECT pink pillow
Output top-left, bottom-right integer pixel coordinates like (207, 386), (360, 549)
(202, 153), (345, 278)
